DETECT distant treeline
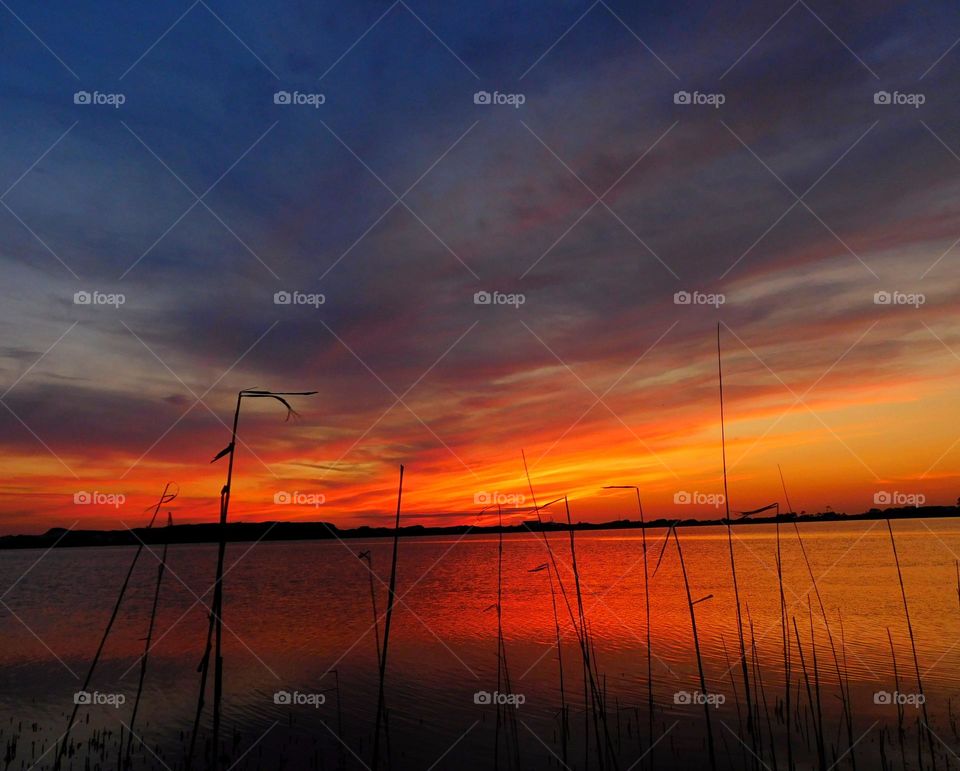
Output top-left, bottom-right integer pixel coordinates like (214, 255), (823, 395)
(2, 505), (958, 550)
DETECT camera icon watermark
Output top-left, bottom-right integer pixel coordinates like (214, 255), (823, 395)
(274, 290), (325, 308)
(74, 290), (125, 308)
(274, 90), (326, 108)
(674, 290), (725, 308)
(474, 491), (526, 506)
(673, 90), (725, 108)
(874, 490), (925, 507)
(873, 91), (925, 108)
(473, 90), (525, 108)
(473, 290), (525, 308)
(274, 490), (325, 507)
(74, 690), (126, 708)
(674, 490), (725, 509)
(74, 491), (126, 508)
(474, 690), (526, 708)
(273, 690), (326, 707)
(874, 690), (924, 707)
(873, 290), (924, 308)
(74, 91), (126, 108)
(673, 690), (725, 708)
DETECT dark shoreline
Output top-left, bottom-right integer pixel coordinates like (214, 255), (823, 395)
(1, 506), (957, 550)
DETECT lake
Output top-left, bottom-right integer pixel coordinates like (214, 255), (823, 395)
(2, 518), (959, 769)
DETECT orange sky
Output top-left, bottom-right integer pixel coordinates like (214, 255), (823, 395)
(5, 300), (960, 535)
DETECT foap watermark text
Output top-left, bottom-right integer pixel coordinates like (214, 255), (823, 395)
(474, 90), (525, 108)
(674, 290), (725, 308)
(474, 290), (524, 308)
(674, 491), (725, 508)
(75, 290), (125, 307)
(275, 491), (325, 507)
(274, 290), (325, 308)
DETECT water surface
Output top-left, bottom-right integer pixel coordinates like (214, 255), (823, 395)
(2, 519), (959, 769)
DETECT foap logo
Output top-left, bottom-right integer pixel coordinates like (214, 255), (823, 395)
(474, 491), (526, 506)
(273, 690), (326, 707)
(873, 290), (925, 308)
(674, 290), (725, 308)
(74, 491), (126, 508)
(474, 690), (526, 708)
(474, 290), (525, 308)
(274, 290), (325, 308)
(74, 690), (126, 708)
(874, 690), (925, 707)
(274, 491), (326, 507)
(473, 90), (526, 108)
(674, 690), (725, 708)
(674, 490), (725, 509)
(874, 490), (925, 507)
(874, 90), (925, 109)
(74, 90), (126, 108)
(674, 90), (725, 108)
(74, 290), (125, 307)
(274, 90), (326, 108)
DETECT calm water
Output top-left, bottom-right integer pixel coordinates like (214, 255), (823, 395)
(2, 519), (959, 769)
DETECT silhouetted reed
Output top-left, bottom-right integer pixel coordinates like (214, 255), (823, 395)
(492, 505), (520, 770)
(523, 452), (615, 769)
(357, 550), (382, 665)
(529, 561), (568, 765)
(55, 483), (177, 771)
(716, 324), (755, 762)
(373, 464), (404, 771)
(126, 512), (174, 766)
(886, 519), (936, 770)
(779, 465), (855, 769)
(671, 525), (716, 771)
(603, 484), (654, 768)
(190, 389), (315, 771)
(886, 627), (907, 770)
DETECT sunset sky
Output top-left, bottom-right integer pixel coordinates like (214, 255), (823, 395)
(3, 1), (960, 533)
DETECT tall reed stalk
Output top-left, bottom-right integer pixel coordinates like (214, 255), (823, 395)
(528, 561), (567, 765)
(187, 489), (224, 771)
(55, 483), (176, 771)
(603, 485), (654, 768)
(779, 465), (855, 769)
(807, 603), (825, 771)
(522, 453), (614, 769)
(774, 506), (793, 771)
(672, 526), (716, 771)
(792, 614), (825, 771)
(717, 324), (755, 762)
(747, 606), (777, 771)
(565, 496), (619, 770)
(126, 512), (174, 765)
(721, 634), (747, 769)
(189, 389), (314, 771)
(357, 550), (382, 665)
(886, 519), (936, 770)
(886, 627), (907, 770)
(493, 505), (520, 770)
(373, 464), (404, 771)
